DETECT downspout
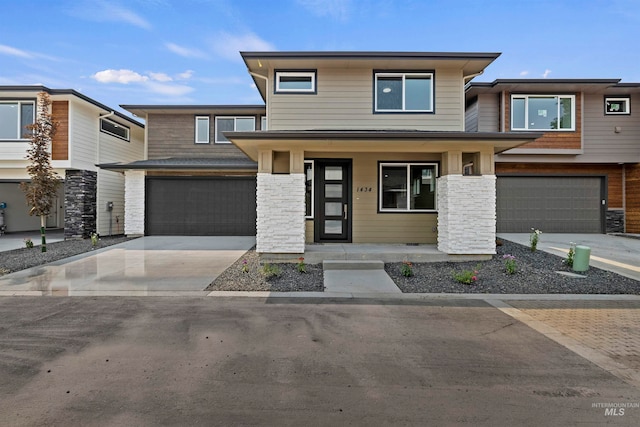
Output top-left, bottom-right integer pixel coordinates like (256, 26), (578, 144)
(463, 70), (483, 83)
(97, 111), (115, 235)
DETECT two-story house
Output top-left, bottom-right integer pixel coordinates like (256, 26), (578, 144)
(0, 86), (144, 238)
(465, 80), (640, 234)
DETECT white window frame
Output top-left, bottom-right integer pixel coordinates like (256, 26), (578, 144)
(261, 116), (267, 130)
(0, 100), (35, 140)
(374, 72), (434, 112)
(605, 97), (630, 115)
(379, 162), (438, 212)
(215, 116), (256, 144)
(275, 71), (316, 93)
(510, 94), (576, 131)
(304, 160), (314, 219)
(195, 116), (210, 144)
(100, 117), (130, 141)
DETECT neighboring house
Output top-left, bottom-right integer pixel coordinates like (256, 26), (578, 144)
(0, 86), (144, 238)
(465, 80), (640, 234)
(106, 51), (543, 256)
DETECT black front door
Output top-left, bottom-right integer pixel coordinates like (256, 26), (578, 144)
(316, 160), (351, 242)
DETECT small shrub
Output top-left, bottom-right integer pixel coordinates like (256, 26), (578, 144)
(260, 263), (281, 279)
(297, 257), (306, 273)
(530, 228), (542, 252)
(241, 259), (249, 273)
(503, 254), (517, 275)
(24, 238), (34, 249)
(401, 261), (413, 277)
(90, 232), (99, 247)
(0, 267), (10, 276)
(453, 265), (480, 285)
(564, 242), (576, 268)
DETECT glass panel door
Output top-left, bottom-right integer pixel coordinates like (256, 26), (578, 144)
(316, 160), (351, 242)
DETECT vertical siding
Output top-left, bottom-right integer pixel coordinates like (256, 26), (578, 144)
(465, 99), (478, 132)
(51, 101), (69, 160)
(626, 164), (640, 233)
(269, 67), (464, 131)
(478, 93), (500, 132)
(583, 93), (640, 162)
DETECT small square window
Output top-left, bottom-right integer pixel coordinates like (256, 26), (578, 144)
(275, 71), (316, 93)
(605, 97), (630, 115)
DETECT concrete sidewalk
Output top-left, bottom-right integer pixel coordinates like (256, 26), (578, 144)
(0, 229), (64, 252)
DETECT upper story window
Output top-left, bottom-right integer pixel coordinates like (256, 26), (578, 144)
(379, 163), (438, 212)
(605, 97), (630, 115)
(375, 72), (434, 113)
(275, 71), (316, 93)
(100, 118), (130, 141)
(215, 116), (256, 143)
(195, 116), (210, 144)
(0, 100), (35, 140)
(261, 116), (267, 130)
(511, 95), (575, 131)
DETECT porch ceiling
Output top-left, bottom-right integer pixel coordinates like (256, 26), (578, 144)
(225, 130), (543, 161)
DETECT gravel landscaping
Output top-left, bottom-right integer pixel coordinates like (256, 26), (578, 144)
(0, 235), (134, 276)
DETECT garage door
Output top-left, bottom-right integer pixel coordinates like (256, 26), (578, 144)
(146, 177), (256, 236)
(496, 176), (604, 233)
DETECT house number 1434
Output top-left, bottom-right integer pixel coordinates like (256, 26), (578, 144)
(356, 187), (372, 192)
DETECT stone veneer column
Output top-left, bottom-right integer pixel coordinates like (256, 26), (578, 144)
(256, 173), (305, 253)
(64, 170), (97, 239)
(437, 175), (496, 254)
(124, 170), (145, 236)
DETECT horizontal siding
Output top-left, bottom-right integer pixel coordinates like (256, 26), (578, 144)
(98, 122), (144, 164)
(582, 93), (640, 162)
(69, 100), (98, 170)
(269, 67), (464, 131)
(51, 101), (69, 160)
(96, 170), (125, 236)
(0, 142), (29, 160)
(496, 163), (623, 208)
(626, 164), (640, 233)
(306, 151), (440, 243)
(504, 92), (582, 149)
(478, 93), (500, 132)
(147, 114), (255, 160)
(465, 100), (478, 132)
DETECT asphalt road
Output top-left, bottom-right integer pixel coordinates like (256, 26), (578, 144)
(0, 297), (638, 426)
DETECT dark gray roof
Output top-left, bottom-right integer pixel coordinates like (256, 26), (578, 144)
(241, 51), (501, 60)
(98, 157), (257, 171)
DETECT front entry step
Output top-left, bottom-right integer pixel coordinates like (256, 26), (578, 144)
(323, 260), (384, 270)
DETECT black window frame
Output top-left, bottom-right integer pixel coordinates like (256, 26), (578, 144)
(100, 117), (130, 141)
(373, 70), (435, 113)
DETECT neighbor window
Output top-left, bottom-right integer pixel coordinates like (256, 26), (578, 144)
(379, 163), (437, 212)
(375, 72), (433, 112)
(605, 97), (630, 115)
(261, 116), (267, 130)
(100, 118), (130, 141)
(195, 116), (210, 143)
(305, 160), (314, 218)
(275, 71), (316, 93)
(511, 95), (575, 131)
(0, 101), (35, 140)
(215, 117), (256, 143)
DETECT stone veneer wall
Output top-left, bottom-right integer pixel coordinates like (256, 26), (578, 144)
(64, 170), (97, 239)
(437, 175), (497, 254)
(606, 209), (624, 233)
(256, 173), (305, 253)
(124, 170), (145, 236)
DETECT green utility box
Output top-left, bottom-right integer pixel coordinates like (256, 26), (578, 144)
(572, 245), (591, 272)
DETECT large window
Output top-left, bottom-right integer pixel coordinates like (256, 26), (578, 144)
(100, 118), (130, 141)
(195, 116), (209, 143)
(275, 71), (316, 93)
(511, 95), (575, 131)
(305, 160), (314, 218)
(379, 163), (437, 212)
(215, 117), (256, 143)
(375, 72), (433, 112)
(0, 101), (35, 140)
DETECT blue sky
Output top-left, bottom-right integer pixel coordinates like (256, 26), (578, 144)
(2, 0), (639, 116)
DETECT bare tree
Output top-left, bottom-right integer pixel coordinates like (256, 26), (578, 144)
(20, 92), (61, 252)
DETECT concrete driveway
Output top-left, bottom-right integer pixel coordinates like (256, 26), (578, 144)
(0, 236), (255, 296)
(498, 233), (640, 281)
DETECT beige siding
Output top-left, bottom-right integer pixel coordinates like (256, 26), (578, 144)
(582, 93), (640, 163)
(477, 93), (500, 132)
(269, 68), (464, 131)
(147, 114), (256, 159)
(306, 151), (440, 244)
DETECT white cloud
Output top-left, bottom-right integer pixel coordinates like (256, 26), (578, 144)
(542, 69), (552, 78)
(69, 2), (151, 30)
(297, 0), (350, 21)
(177, 70), (194, 80)
(211, 32), (275, 62)
(92, 69), (149, 84)
(149, 72), (172, 82)
(519, 70), (529, 77)
(112, 5), (152, 29)
(0, 44), (33, 58)
(166, 42), (208, 59)
(145, 81), (194, 97)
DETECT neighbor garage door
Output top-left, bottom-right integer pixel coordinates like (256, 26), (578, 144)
(146, 177), (256, 236)
(496, 176), (604, 233)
